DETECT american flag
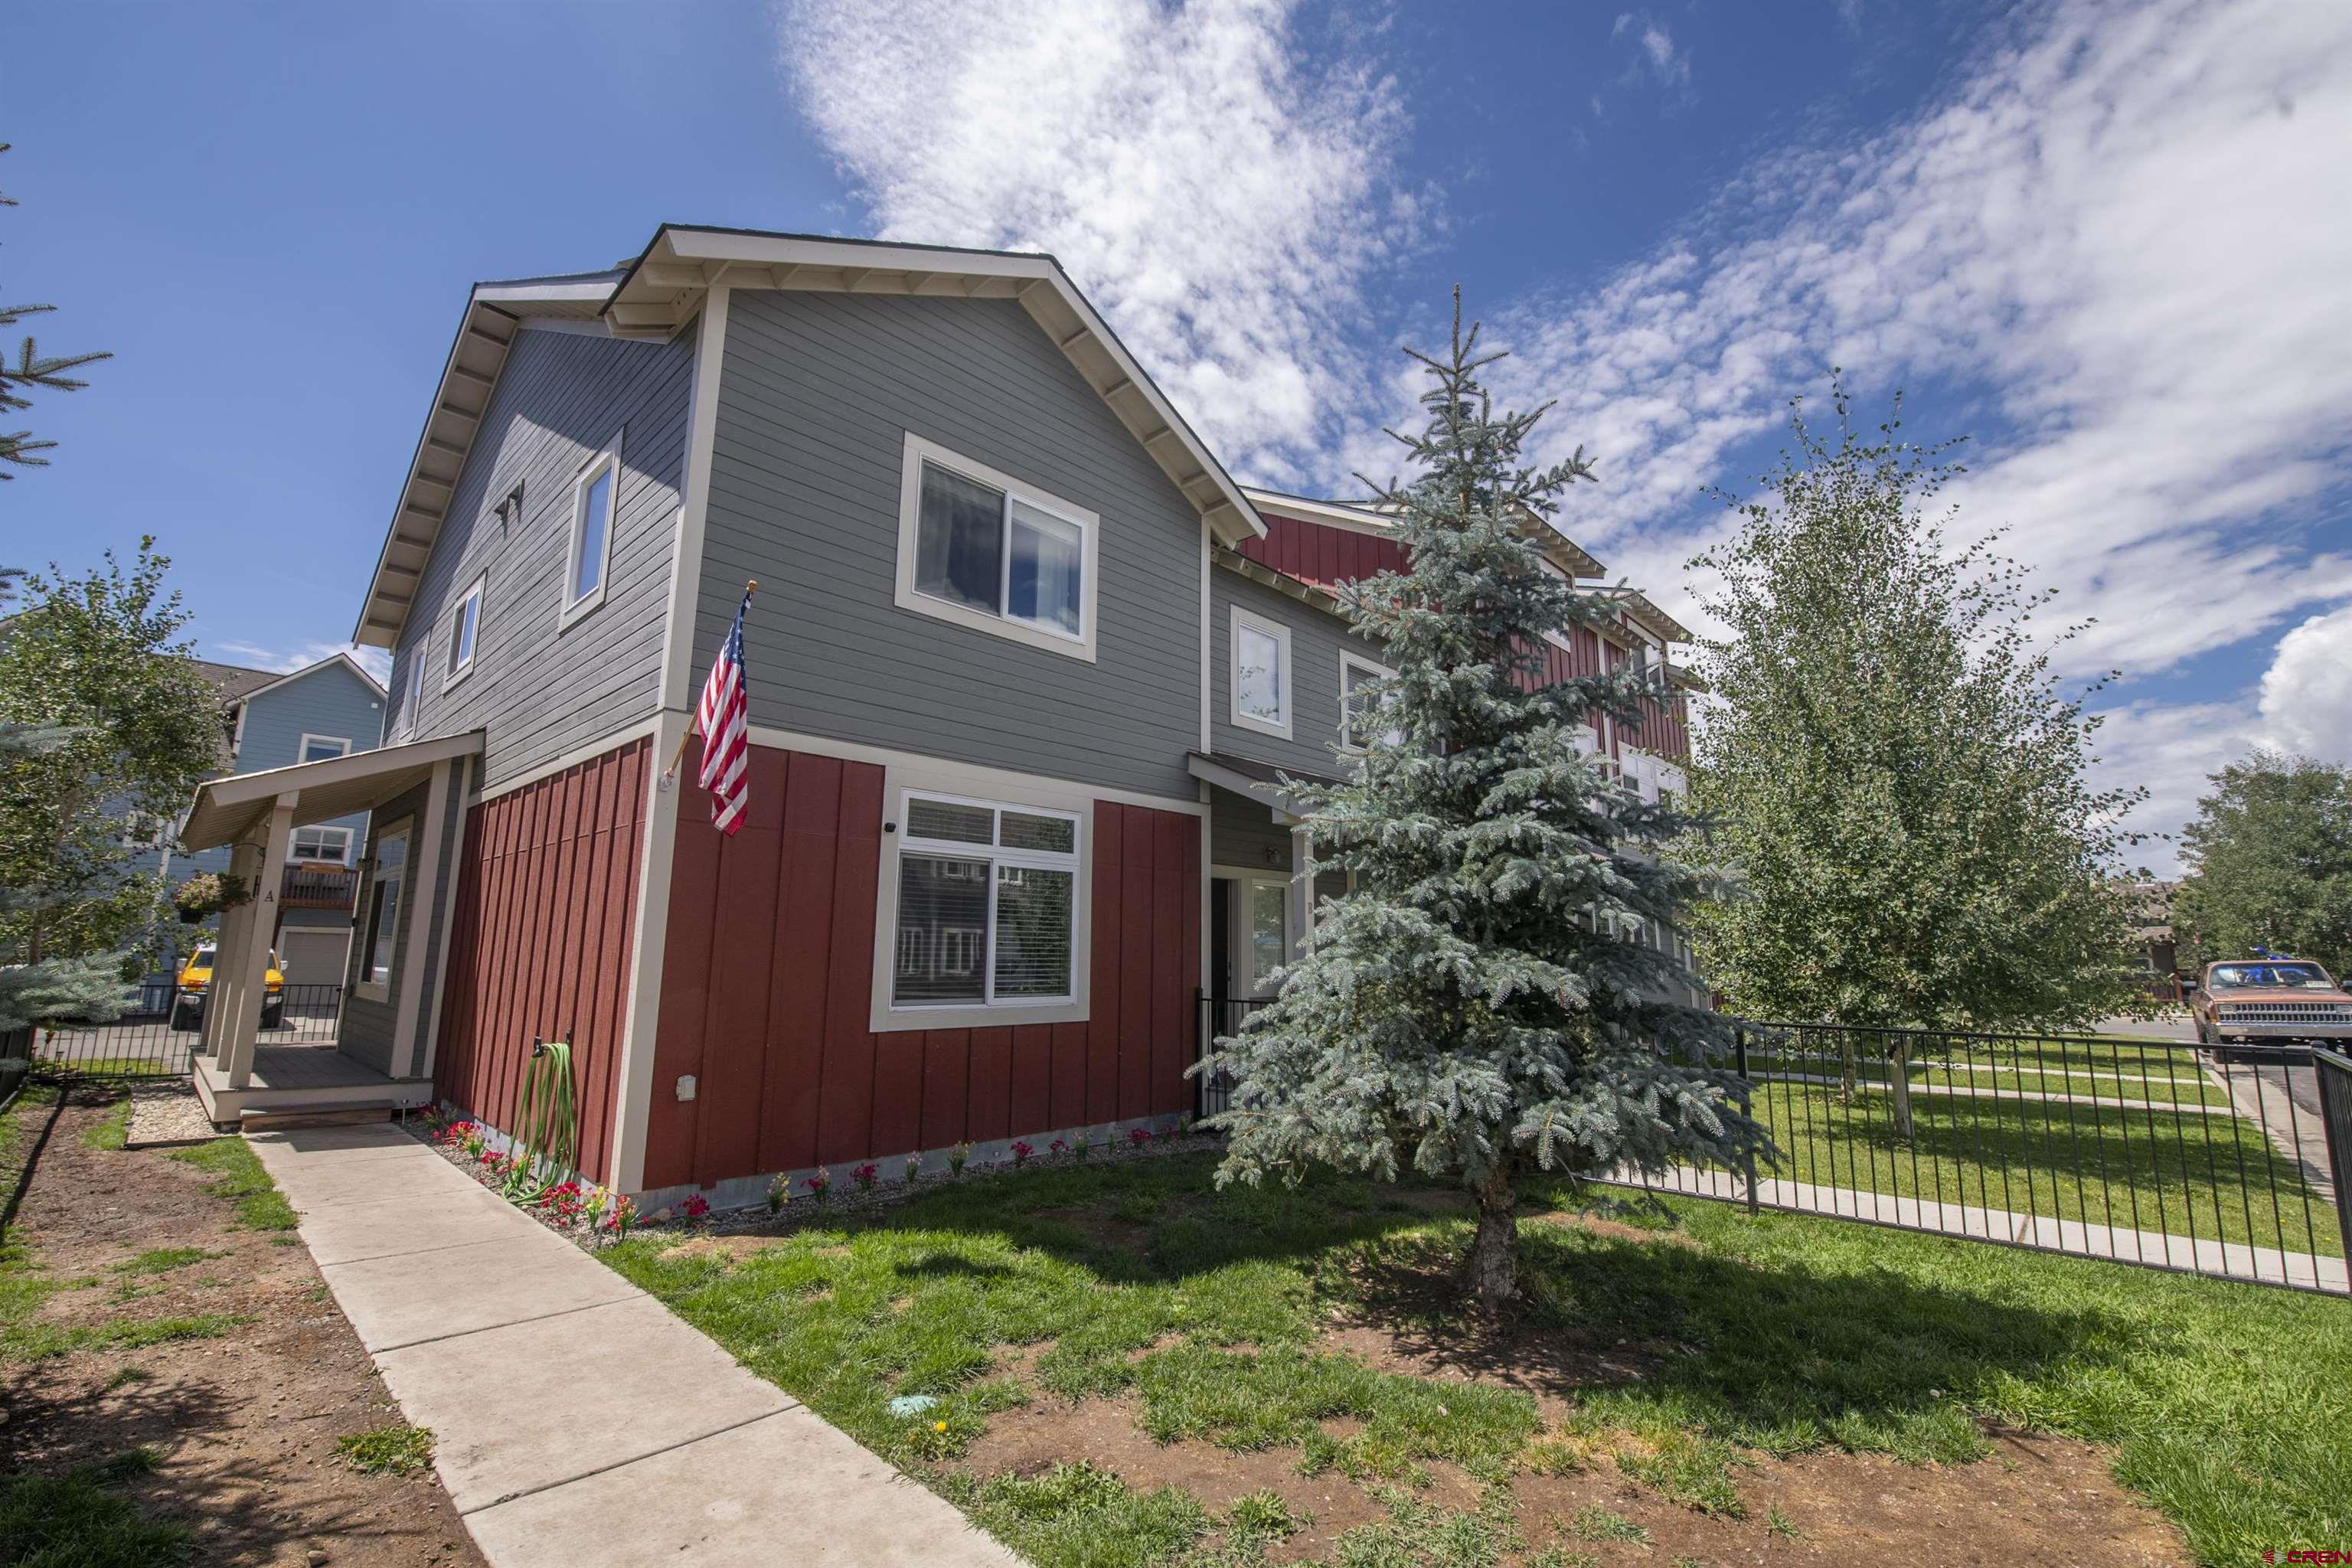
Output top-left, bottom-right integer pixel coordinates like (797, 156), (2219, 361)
(694, 589), (753, 835)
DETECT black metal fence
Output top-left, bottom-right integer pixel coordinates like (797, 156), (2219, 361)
(1196, 998), (2350, 1295)
(28, 982), (347, 1081)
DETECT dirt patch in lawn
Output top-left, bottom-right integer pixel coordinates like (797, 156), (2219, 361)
(655, 1233), (797, 1266)
(961, 1393), (1390, 1561)
(1325, 1253), (1656, 1420)
(1033, 1204), (1156, 1259)
(2, 1085), (486, 1567)
(1511, 1430), (2187, 1566)
(1532, 1208), (1702, 1249)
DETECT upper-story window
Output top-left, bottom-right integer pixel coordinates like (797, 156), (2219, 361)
(291, 825), (353, 864)
(1339, 653), (1399, 751)
(563, 446), (619, 628)
(444, 574), (485, 691)
(894, 433), (1099, 661)
(298, 733), (352, 766)
(1230, 608), (1292, 739)
(397, 652), (424, 739)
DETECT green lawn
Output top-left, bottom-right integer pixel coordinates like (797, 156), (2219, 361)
(1743, 1040), (2233, 1109)
(603, 1149), (2351, 1567)
(1738, 1077), (2344, 1257)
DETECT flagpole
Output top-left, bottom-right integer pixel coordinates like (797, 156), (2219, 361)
(662, 580), (756, 787)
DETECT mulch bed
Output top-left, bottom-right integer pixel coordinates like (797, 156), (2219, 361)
(2, 1083), (487, 1567)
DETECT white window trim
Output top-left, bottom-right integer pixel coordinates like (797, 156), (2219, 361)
(297, 733), (353, 766)
(560, 440), (622, 631)
(443, 573), (485, 692)
(893, 432), (1101, 663)
(1229, 606), (1293, 740)
(868, 763), (1094, 1033)
(1337, 652), (1397, 752)
(290, 824), (354, 864)
(397, 649), (426, 739)
(354, 817), (413, 1004)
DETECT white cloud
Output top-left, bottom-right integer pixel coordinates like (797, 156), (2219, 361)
(214, 639), (391, 685)
(2256, 603), (2352, 761)
(1612, 12), (1689, 87)
(1485, 0), (2352, 696)
(775, 0), (1419, 478)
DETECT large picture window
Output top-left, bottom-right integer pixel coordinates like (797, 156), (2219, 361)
(895, 434), (1099, 660)
(890, 790), (1080, 1011)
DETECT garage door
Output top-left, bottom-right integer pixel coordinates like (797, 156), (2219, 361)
(278, 928), (351, 988)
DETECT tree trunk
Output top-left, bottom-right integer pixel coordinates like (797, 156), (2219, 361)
(1463, 1163), (1517, 1307)
(1888, 1039), (1915, 1142)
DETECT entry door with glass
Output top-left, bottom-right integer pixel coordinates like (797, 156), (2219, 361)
(1240, 877), (1289, 997)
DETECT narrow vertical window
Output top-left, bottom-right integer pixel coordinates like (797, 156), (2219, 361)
(358, 822), (410, 998)
(1230, 609), (1292, 738)
(564, 448), (619, 625)
(445, 576), (484, 687)
(1339, 653), (1398, 750)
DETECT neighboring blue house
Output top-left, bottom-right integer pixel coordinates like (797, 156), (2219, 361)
(154, 652), (390, 986)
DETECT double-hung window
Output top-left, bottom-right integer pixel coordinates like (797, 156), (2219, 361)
(895, 434), (1099, 660)
(1230, 608), (1291, 739)
(445, 574), (485, 689)
(889, 791), (1080, 1011)
(1338, 652), (1399, 750)
(562, 446), (619, 628)
(291, 825), (354, 864)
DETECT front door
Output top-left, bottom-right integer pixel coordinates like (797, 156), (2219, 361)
(1240, 877), (1289, 998)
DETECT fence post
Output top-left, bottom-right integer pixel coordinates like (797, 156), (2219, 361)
(1735, 1024), (1760, 1215)
(2314, 1050), (2352, 1276)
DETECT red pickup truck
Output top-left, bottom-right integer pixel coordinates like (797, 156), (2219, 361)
(2188, 958), (2352, 1050)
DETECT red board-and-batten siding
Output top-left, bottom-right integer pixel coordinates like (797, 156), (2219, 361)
(1248, 510), (1690, 762)
(639, 740), (1202, 1194)
(432, 737), (651, 1186)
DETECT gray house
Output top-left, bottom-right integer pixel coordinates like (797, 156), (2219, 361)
(172, 225), (1699, 1191)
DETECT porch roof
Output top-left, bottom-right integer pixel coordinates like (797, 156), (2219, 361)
(1187, 750), (1347, 822)
(179, 730), (483, 851)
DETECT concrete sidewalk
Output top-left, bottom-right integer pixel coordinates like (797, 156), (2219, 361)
(248, 1123), (1021, 1568)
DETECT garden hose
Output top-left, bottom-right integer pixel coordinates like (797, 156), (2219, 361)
(503, 1037), (579, 1205)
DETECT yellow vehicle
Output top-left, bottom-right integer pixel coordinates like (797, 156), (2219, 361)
(169, 944), (286, 1033)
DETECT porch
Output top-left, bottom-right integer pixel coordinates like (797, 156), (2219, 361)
(175, 730), (482, 1129)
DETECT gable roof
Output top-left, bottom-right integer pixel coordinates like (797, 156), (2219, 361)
(230, 649), (390, 707)
(188, 658), (279, 704)
(354, 227), (1269, 647)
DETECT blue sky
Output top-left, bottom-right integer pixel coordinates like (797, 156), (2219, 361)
(9, 0), (2349, 869)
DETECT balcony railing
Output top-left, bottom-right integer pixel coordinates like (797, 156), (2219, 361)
(281, 861), (359, 910)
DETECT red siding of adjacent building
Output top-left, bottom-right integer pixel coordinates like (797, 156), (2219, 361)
(433, 737), (651, 1186)
(639, 740), (1203, 1194)
(1253, 510), (1690, 763)
(1236, 511), (1408, 593)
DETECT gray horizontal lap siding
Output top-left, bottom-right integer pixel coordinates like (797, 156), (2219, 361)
(384, 324), (694, 792)
(1209, 787), (1292, 872)
(1209, 568), (1379, 779)
(697, 290), (1203, 802)
(237, 660), (387, 858)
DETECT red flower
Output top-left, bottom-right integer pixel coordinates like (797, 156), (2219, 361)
(1129, 1126), (1152, 1147)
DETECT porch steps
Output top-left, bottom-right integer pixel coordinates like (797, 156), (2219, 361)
(238, 1106), (397, 1134)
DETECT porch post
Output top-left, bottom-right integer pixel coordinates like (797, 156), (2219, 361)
(391, 758), (452, 1079)
(198, 838), (264, 1061)
(220, 793), (296, 1090)
(1289, 825), (1315, 959)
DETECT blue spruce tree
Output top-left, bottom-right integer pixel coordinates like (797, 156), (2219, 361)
(1204, 296), (1768, 1305)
